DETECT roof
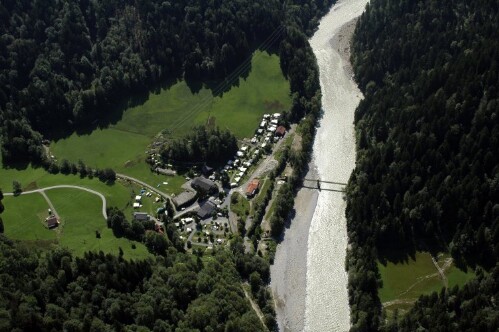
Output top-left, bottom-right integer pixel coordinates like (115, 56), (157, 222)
(191, 177), (218, 193)
(197, 201), (217, 219)
(246, 179), (260, 196)
(275, 126), (286, 136)
(133, 212), (149, 221)
(135, 195), (142, 201)
(172, 191), (197, 207)
(46, 215), (59, 228)
(201, 165), (213, 175)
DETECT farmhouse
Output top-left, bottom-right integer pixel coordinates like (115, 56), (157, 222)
(197, 201), (217, 219)
(172, 191), (197, 208)
(191, 177), (218, 194)
(246, 179), (260, 198)
(275, 126), (286, 137)
(46, 215), (59, 229)
(133, 212), (150, 222)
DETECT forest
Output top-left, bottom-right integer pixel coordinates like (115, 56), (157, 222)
(0, 235), (274, 331)
(160, 126), (238, 166)
(348, 0), (499, 330)
(0, 0), (333, 165)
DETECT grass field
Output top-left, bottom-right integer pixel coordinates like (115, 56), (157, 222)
(45, 188), (150, 259)
(231, 192), (250, 220)
(2, 194), (56, 244)
(378, 251), (475, 314)
(49, 51), (291, 185)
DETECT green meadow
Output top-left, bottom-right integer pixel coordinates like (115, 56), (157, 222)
(50, 51), (291, 185)
(378, 251), (475, 314)
(45, 188), (150, 259)
(2, 193), (55, 243)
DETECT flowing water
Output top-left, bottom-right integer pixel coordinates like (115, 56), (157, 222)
(305, 0), (368, 331)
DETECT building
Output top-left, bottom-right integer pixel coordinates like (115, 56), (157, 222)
(135, 195), (142, 202)
(46, 215), (59, 229)
(275, 126), (286, 137)
(191, 177), (218, 195)
(133, 212), (150, 222)
(172, 191), (197, 208)
(246, 179), (260, 198)
(133, 202), (141, 208)
(201, 165), (214, 176)
(197, 201), (217, 219)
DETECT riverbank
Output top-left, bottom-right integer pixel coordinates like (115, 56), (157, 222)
(270, 166), (319, 332)
(270, 0), (368, 331)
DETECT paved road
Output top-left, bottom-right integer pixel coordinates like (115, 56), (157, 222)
(5, 185), (108, 219)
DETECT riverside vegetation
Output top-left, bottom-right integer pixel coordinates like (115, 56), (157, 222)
(347, 0), (499, 330)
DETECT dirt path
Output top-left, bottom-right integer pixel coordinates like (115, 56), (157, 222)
(432, 256), (452, 288)
(39, 191), (59, 218)
(242, 284), (269, 331)
(5, 185), (108, 219)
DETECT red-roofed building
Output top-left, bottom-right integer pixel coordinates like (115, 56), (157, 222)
(275, 126), (286, 137)
(246, 179), (260, 198)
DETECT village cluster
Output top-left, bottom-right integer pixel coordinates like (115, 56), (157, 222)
(126, 112), (287, 249)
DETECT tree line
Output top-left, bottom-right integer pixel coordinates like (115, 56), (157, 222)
(160, 126), (238, 166)
(0, 231), (278, 331)
(348, 0), (499, 330)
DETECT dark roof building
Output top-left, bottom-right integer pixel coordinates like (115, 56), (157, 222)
(133, 212), (150, 221)
(197, 201), (217, 219)
(201, 165), (214, 176)
(172, 191), (197, 208)
(191, 177), (218, 194)
(46, 215), (59, 229)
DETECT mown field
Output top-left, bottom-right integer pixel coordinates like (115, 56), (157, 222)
(2, 187), (150, 259)
(49, 51), (291, 185)
(378, 251), (475, 314)
(2, 193), (56, 245)
(45, 188), (150, 259)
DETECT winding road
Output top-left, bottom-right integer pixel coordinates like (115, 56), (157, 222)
(5, 185), (108, 219)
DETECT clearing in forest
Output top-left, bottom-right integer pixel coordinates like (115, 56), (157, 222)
(378, 251), (475, 315)
(49, 51), (291, 184)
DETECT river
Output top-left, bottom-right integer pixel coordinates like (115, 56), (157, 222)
(270, 0), (368, 331)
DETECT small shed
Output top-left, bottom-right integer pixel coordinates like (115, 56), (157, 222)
(135, 195), (142, 202)
(201, 165), (214, 176)
(46, 215), (59, 229)
(275, 126), (286, 137)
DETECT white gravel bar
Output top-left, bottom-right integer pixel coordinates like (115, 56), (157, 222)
(305, 0), (368, 331)
(271, 0), (368, 331)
